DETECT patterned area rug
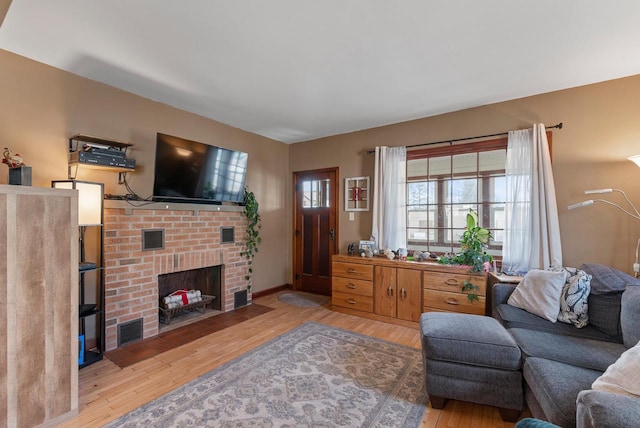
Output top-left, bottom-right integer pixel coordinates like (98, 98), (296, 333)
(106, 322), (427, 427)
(277, 291), (330, 307)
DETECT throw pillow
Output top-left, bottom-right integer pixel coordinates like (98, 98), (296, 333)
(620, 285), (640, 349)
(507, 269), (569, 322)
(556, 267), (591, 328)
(591, 339), (640, 398)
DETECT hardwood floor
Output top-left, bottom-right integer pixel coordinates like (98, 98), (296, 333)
(59, 293), (530, 427)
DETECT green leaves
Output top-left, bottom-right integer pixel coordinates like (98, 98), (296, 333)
(242, 187), (262, 287)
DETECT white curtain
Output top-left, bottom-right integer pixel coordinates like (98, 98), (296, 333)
(502, 124), (562, 274)
(371, 146), (407, 251)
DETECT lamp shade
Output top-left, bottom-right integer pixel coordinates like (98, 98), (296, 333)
(52, 180), (103, 225)
(628, 154), (640, 167)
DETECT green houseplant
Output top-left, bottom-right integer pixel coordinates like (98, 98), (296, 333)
(438, 209), (493, 302)
(241, 187), (262, 292)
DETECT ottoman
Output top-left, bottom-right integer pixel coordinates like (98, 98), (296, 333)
(420, 312), (523, 421)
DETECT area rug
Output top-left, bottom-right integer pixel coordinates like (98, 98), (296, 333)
(277, 291), (330, 307)
(106, 322), (427, 427)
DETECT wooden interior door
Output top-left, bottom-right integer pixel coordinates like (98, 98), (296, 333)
(293, 168), (338, 295)
(396, 268), (422, 322)
(374, 266), (397, 317)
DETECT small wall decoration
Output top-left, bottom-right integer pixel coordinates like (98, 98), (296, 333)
(345, 176), (370, 211)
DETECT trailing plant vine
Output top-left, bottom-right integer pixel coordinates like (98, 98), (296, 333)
(241, 187), (262, 291)
(438, 209), (493, 302)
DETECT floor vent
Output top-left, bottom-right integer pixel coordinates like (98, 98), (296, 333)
(118, 318), (143, 347)
(234, 290), (248, 308)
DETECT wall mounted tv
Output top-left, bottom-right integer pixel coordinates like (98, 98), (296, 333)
(152, 133), (248, 204)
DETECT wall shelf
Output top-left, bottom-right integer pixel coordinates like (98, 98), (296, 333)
(68, 134), (135, 179)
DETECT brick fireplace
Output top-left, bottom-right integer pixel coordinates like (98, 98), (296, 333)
(103, 205), (248, 351)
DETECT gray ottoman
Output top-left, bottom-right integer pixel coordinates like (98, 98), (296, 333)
(420, 312), (523, 421)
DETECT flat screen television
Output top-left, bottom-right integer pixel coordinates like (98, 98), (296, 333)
(152, 133), (248, 204)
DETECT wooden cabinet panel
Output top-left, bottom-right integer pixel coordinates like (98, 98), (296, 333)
(423, 271), (487, 295)
(0, 185), (79, 427)
(423, 289), (486, 315)
(332, 291), (373, 313)
(397, 269), (422, 322)
(374, 266), (396, 318)
(332, 276), (373, 297)
(332, 261), (373, 281)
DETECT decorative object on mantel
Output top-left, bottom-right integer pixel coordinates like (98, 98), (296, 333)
(104, 322), (427, 428)
(438, 209), (493, 302)
(241, 187), (262, 293)
(3, 147), (31, 185)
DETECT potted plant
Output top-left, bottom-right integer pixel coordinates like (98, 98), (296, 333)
(241, 187), (262, 293)
(438, 209), (493, 302)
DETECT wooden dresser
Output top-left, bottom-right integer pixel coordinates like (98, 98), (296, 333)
(332, 255), (487, 323)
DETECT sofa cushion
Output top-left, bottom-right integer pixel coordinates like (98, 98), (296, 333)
(495, 303), (619, 342)
(577, 390), (640, 428)
(523, 357), (601, 428)
(509, 328), (625, 371)
(587, 292), (623, 340)
(581, 263), (640, 294)
(592, 339), (640, 398)
(621, 285), (640, 348)
(580, 263), (640, 341)
(507, 269), (568, 322)
(419, 313), (521, 370)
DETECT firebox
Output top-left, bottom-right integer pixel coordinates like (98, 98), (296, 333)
(158, 265), (222, 312)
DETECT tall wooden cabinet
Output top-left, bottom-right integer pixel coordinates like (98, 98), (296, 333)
(0, 185), (79, 427)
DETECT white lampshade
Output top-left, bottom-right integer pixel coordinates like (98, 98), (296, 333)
(52, 180), (103, 225)
(628, 154), (640, 167)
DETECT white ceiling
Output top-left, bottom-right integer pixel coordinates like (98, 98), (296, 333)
(1, 1), (640, 144)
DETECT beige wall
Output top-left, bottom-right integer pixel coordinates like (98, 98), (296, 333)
(3, 45), (640, 281)
(290, 75), (640, 274)
(0, 49), (290, 292)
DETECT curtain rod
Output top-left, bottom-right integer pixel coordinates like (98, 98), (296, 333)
(366, 122), (563, 154)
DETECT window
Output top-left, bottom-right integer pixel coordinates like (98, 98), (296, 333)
(302, 179), (330, 208)
(406, 138), (507, 257)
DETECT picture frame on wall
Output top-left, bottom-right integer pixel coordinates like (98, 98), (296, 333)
(345, 176), (370, 211)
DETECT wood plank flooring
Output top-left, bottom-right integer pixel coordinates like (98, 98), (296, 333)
(59, 292), (531, 427)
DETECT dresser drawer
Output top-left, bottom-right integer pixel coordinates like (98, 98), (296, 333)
(423, 289), (486, 315)
(423, 271), (486, 295)
(332, 291), (374, 313)
(332, 276), (373, 297)
(333, 261), (373, 281)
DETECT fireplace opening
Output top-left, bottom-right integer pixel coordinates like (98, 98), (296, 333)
(158, 265), (223, 322)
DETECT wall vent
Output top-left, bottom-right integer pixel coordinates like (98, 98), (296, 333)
(118, 318), (143, 347)
(142, 229), (165, 250)
(221, 226), (235, 244)
(234, 290), (248, 308)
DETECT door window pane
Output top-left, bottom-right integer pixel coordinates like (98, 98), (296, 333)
(302, 179), (330, 208)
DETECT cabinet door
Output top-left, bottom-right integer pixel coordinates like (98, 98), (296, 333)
(374, 266), (396, 317)
(397, 268), (422, 322)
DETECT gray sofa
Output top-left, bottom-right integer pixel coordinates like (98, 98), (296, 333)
(492, 263), (640, 427)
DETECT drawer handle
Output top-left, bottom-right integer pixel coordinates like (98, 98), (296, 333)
(346, 298), (358, 305)
(387, 286), (394, 297)
(346, 283), (357, 289)
(401, 288), (407, 299)
(347, 268), (357, 274)
(445, 278), (459, 285)
(445, 298), (460, 306)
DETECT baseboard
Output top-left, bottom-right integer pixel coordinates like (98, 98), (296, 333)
(252, 284), (292, 299)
